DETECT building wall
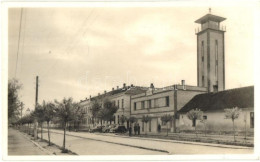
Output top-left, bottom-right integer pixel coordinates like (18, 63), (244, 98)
(209, 31), (225, 92)
(131, 90), (174, 116)
(197, 32), (207, 88)
(109, 93), (131, 127)
(130, 87), (206, 133)
(197, 30), (225, 92)
(178, 108), (254, 132)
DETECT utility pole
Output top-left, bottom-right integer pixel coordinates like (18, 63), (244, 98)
(20, 102), (24, 119)
(35, 76), (39, 107)
(34, 76), (39, 140)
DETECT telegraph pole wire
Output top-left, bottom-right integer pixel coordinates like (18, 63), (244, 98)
(15, 8), (23, 78)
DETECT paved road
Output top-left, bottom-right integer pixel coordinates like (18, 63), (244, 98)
(42, 129), (253, 155)
(8, 128), (47, 155)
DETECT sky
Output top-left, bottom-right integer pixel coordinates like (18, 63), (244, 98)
(8, 4), (256, 112)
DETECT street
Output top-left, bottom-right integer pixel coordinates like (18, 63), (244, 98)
(8, 129), (48, 155)
(41, 129), (253, 155)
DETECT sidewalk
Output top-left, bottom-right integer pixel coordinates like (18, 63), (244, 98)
(8, 128), (48, 155)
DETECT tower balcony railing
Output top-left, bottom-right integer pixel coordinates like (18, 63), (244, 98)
(195, 25), (226, 34)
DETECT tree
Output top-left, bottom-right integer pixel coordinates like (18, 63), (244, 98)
(55, 98), (77, 152)
(224, 107), (241, 141)
(44, 102), (55, 145)
(161, 114), (173, 136)
(119, 115), (127, 125)
(186, 108), (203, 138)
(97, 99), (118, 125)
(73, 106), (85, 131)
(34, 103), (45, 140)
(90, 100), (101, 126)
(128, 116), (137, 125)
(8, 79), (22, 123)
(142, 115), (151, 135)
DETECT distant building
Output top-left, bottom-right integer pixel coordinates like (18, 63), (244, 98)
(178, 86), (254, 132)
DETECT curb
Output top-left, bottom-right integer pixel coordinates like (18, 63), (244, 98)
(88, 132), (253, 150)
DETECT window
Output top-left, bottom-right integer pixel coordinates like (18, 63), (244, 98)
(113, 101), (116, 106)
(148, 100), (152, 108)
(166, 96), (170, 107)
(215, 40), (218, 81)
(154, 98), (159, 107)
(122, 99), (124, 109)
(192, 119), (196, 127)
(117, 100), (120, 108)
(134, 102), (137, 111)
(141, 101), (145, 109)
(142, 122), (144, 132)
(250, 112), (254, 128)
(118, 115), (120, 124)
(201, 41), (204, 61)
(203, 115), (207, 120)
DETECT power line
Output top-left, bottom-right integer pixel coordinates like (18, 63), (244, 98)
(19, 9), (27, 77)
(15, 8), (23, 78)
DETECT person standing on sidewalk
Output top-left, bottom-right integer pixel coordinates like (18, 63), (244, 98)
(137, 124), (140, 135)
(129, 126), (132, 136)
(134, 123), (137, 135)
(158, 124), (161, 133)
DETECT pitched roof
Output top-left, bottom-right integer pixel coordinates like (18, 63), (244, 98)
(178, 86), (254, 113)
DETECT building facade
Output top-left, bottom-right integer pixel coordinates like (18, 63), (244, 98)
(130, 82), (207, 133)
(178, 86), (254, 133)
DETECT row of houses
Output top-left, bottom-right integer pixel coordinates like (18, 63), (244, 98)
(79, 81), (254, 134)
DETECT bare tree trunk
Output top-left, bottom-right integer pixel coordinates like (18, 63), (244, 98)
(166, 122), (168, 136)
(145, 123), (147, 135)
(195, 125), (198, 138)
(47, 121), (51, 146)
(204, 123), (207, 137)
(41, 123), (43, 140)
(63, 121), (66, 150)
(232, 119), (236, 141)
(244, 119), (247, 140)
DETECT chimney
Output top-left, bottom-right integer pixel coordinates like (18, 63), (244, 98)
(150, 83), (154, 88)
(98, 93), (100, 96)
(130, 84), (134, 87)
(181, 80), (186, 90)
(123, 83), (126, 88)
(104, 90), (107, 94)
(112, 87), (114, 91)
(89, 95), (91, 99)
(117, 86), (119, 90)
(85, 97), (88, 100)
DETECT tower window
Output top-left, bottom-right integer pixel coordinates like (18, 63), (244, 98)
(215, 40), (218, 81)
(134, 102), (137, 111)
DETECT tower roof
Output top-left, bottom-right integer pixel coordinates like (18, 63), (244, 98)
(195, 14), (226, 24)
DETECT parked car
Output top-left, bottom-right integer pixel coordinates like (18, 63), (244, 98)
(102, 124), (117, 133)
(110, 125), (127, 133)
(89, 126), (104, 133)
